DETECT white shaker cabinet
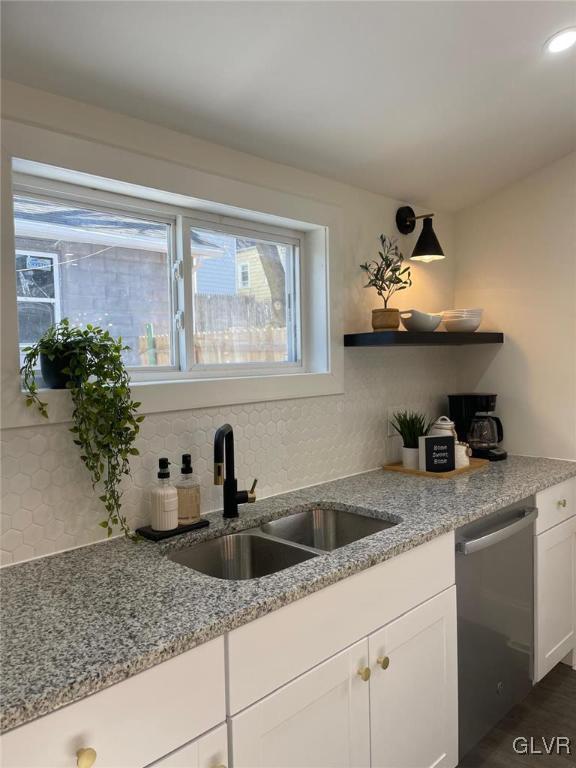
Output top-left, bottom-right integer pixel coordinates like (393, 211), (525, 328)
(231, 587), (458, 768)
(231, 639), (371, 768)
(148, 724), (228, 768)
(534, 514), (576, 681)
(369, 587), (458, 768)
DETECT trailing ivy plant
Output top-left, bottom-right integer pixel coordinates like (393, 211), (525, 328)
(20, 319), (144, 538)
(360, 234), (412, 307)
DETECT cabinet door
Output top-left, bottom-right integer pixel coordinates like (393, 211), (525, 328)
(231, 639), (370, 768)
(535, 516), (576, 682)
(369, 587), (458, 768)
(149, 724), (227, 768)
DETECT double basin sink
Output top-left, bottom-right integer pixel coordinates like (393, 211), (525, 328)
(169, 504), (398, 581)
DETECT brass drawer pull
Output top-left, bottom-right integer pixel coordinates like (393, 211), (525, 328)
(377, 655), (390, 670)
(357, 666), (371, 682)
(77, 748), (97, 768)
(558, 499), (568, 508)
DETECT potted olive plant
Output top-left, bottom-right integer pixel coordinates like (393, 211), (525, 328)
(20, 319), (144, 537)
(391, 410), (433, 469)
(360, 235), (412, 330)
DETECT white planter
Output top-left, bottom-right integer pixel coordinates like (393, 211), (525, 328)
(402, 447), (419, 470)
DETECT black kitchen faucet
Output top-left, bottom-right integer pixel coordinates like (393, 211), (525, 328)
(213, 424), (257, 518)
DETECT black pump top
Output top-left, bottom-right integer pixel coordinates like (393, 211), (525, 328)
(181, 453), (193, 474)
(158, 457), (170, 479)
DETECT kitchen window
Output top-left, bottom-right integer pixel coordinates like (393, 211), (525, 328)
(190, 226), (299, 367)
(12, 186), (303, 380)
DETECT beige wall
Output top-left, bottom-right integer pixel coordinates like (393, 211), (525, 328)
(454, 152), (576, 460)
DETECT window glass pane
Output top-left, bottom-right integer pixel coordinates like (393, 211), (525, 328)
(13, 195), (173, 367)
(18, 301), (55, 346)
(16, 253), (55, 299)
(191, 227), (299, 365)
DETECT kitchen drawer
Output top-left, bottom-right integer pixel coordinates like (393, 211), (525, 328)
(535, 478), (575, 534)
(1, 638), (225, 768)
(227, 532), (454, 714)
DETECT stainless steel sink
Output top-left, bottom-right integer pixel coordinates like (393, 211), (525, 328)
(259, 505), (396, 551)
(168, 532), (318, 580)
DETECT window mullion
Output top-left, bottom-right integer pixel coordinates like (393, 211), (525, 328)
(177, 216), (195, 371)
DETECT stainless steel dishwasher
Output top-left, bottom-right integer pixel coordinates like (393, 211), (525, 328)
(456, 503), (538, 760)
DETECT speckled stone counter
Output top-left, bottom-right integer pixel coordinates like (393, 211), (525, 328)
(1, 455), (575, 733)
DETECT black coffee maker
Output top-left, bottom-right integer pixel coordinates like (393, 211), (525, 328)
(448, 393), (507, 461)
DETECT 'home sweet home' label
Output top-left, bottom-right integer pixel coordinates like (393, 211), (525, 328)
(418, 435), (455, 472)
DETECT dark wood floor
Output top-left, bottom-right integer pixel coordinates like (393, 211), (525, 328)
(459, 663), (576, 767)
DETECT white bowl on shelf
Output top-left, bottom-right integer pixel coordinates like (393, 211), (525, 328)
(443, 308), (482, 316)
(442, 308), (483, 332)
(400, 309), (442, 332)
(443, 316), (482, 332)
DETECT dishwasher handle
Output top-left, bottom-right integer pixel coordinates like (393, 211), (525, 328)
(456, 507), (538, 555)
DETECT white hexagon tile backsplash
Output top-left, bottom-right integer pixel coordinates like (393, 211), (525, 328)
(0, 348), (468, 565)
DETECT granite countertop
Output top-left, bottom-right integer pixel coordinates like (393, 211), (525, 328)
(2, 455), (575, 733)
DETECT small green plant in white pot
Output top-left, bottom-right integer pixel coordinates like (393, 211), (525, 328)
(391, 410), (433, 469)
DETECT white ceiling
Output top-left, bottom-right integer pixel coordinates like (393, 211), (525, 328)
(2, 1), (575, 211)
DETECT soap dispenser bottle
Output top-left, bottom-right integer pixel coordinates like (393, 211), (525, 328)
(150, 457), (178, 531)
(175, 453), (201, 525)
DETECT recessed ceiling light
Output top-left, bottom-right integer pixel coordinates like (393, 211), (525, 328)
(546, 27), (576, 53)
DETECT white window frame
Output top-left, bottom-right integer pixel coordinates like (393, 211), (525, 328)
(2, 140), (339, 428)
(11, 175), (308, 383)
(179, 216), (302, 380)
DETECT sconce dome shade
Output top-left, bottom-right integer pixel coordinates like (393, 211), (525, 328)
(410, 217), (445, 262)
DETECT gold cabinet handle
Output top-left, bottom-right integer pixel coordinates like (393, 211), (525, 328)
(77, 748), (97, 768)
(377, 656), (390, 670)
(357, 666), (371, 682)
(558, 499), (568, 508)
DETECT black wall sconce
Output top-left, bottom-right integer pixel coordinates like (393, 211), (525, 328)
(396, 206), (445, 263)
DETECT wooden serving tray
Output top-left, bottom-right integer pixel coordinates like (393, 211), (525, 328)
(383, 457), (489, 479)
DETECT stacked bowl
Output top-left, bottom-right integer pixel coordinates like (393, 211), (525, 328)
(442, 308), (483, 332)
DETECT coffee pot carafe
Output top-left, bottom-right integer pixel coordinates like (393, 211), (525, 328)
(467, 412), (507, 461)
(448, 393), (507, 461)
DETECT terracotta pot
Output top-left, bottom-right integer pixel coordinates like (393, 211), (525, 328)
(372, 308), (400, 331)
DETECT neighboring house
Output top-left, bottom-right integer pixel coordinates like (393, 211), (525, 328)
(192, 231), (236, 296)
(235, 246), (272, 304)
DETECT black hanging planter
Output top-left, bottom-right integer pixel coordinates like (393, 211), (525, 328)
(40, 345), (81, 389)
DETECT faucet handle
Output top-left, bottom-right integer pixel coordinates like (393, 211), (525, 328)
(248, 478), (258, 502)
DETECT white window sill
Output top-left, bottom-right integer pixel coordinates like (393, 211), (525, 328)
(1, 370), (343, 429)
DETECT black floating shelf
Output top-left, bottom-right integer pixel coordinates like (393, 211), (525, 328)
(344, 331), (504, 347)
